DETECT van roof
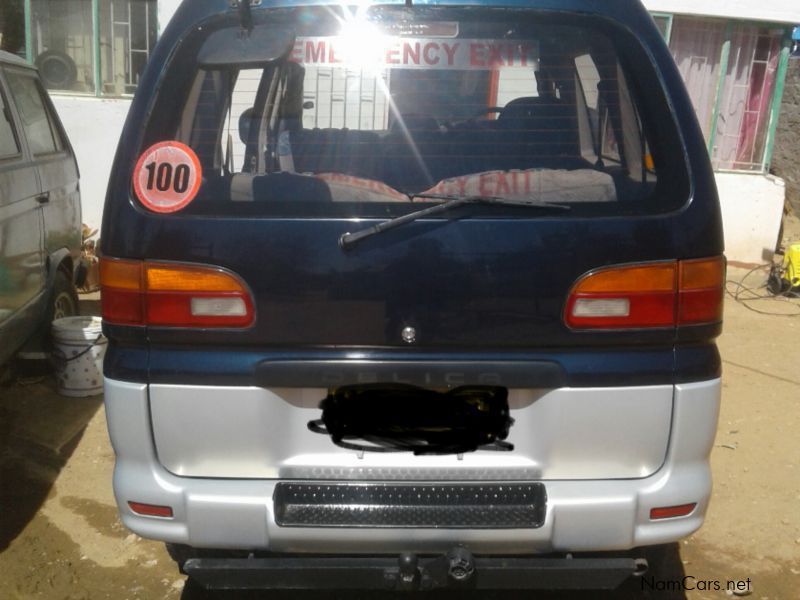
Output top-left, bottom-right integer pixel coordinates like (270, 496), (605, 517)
(0, 50), (34, 69)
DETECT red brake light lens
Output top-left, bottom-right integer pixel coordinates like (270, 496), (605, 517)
(566, 257), (724, 330)
(100, 258), (254, 328)
(678, 257), (725, 325)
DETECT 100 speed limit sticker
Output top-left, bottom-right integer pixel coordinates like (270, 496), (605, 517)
(133, 141), (202, 213)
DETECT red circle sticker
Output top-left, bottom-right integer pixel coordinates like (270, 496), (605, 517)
(133, 141), (202, 213)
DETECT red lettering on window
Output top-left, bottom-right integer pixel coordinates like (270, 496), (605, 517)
(306, 40), (325, 63)
(385, 46), (400, 65)
(479, 173), (493, 196)
(487, 44), (506, 67)
(470, 43), (485, 67)
(423, 43), (440, 65)
(442, 43), (459, 66)
(403, 42), (421, 66)
(496, 173), (511, 194)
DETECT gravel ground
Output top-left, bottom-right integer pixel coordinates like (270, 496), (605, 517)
(1, 217), (799, 599)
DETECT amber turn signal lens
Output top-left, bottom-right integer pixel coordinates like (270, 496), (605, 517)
(99, 257), (142, 290)
(572, 263), (676, 294)
(679, 256), (725, 290)
(146, 264), (246, 292)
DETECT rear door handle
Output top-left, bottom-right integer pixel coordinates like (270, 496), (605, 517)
(36, 192), (50, 204)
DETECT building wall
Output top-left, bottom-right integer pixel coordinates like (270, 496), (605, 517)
(771, 58), (800, 215)
(158, 0), (182, 35)
(716, 173), (785, 264)
(51, 96), (132, 235)
(642, 0), (800, 23)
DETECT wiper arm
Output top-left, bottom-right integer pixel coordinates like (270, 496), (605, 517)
(339, 194), (570, 250)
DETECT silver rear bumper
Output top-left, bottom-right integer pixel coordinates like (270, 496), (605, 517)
(104, 377), (720, 553)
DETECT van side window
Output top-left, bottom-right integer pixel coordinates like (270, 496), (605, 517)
(0, 85), (21, 159)
(574, 54), (648, 178)
(4, 71), (64, 156)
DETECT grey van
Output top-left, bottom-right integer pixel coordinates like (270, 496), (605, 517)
(0, 50), (81, 366)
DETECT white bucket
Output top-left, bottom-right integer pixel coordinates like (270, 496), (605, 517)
(51, 316), (107, 397)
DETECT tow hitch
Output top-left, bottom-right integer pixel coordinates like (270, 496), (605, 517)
(387, 547), (478, 590)
(184, 546), (648, 591)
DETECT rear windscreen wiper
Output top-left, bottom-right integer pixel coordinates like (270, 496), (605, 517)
(339, 194), (570, 249)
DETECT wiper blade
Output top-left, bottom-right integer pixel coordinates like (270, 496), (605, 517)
(415, 193), (572, 210)
(339, 195), (570, 250)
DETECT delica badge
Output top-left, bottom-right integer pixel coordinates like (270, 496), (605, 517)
(133, 141), (202, 213)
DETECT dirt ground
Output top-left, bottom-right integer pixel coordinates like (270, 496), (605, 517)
(1, 218), (799, 600)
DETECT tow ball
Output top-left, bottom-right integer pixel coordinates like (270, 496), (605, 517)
(386, 547), (477, 590)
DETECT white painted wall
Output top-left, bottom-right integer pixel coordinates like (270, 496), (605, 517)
(716, 173), (785, 264)
(158, 0), (183, 35)
(51, 96), (132, 234)
(642, 0), (800, 24)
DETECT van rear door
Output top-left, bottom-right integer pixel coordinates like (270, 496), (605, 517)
(101, 5), (723, 482)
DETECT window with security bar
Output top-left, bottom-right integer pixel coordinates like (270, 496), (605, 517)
(710, 24), (785, 171)
(99, 0), (157, 95)
(23, 0), (156, 96)
(668, 16), (787, 173)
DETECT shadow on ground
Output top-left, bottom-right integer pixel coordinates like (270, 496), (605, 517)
(181, 544), (687, 599)
(0, 373), (102, 551)
(0, 295), (104, 552)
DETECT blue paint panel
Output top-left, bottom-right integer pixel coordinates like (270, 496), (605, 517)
(102, 0), (724, 386)
(105, 342), (719, 387)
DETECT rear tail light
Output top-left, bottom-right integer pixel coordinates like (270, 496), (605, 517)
(100, 258), (254, 327)
(677, 257), (725, 325)
(565, 257), (724, 330)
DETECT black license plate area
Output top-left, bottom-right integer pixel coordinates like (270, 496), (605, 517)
(308, 384), (514, 455)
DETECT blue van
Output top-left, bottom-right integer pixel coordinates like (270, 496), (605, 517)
(100, 0), (724, 591)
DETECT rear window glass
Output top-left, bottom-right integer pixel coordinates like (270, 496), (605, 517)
(142, 7), (685, 218)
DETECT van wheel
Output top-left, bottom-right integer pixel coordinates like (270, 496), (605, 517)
(50, 271), (79, 321)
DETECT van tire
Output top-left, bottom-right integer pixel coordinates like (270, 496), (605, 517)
(50, 270), (79, 321)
